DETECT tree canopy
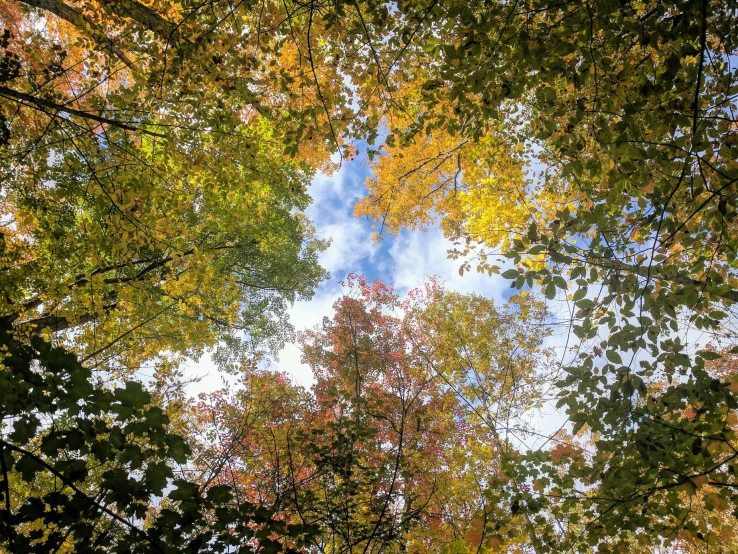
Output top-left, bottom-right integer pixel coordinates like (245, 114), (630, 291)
(356, 0), (738, 549)
(188, 277), (552, 553)
(2, 0), (738, 551)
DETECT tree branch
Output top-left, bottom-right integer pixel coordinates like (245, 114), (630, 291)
(18, 302), (118, 333)
(0, 443), (17, 554)
(99, 0), (191, 47)
(587, 255), (738, 303)
(0, 438), (164, 553)
(17, 0), (133, 67)
(0, 86), (165, 137)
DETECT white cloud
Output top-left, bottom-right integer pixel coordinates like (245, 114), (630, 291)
(315, 219), (381, 275)
(386, 226), (509, 301)
(182, 351), (238, 397)
(305, 164), (366, 221)
(271, 285), (339, 386)
(306, 172), (352, 216)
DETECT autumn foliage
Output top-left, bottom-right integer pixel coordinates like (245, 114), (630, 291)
(2, 0), (738, 552)
(187, 277), (551, 553)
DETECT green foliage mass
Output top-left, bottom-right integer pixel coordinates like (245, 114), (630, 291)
(0, 317), (316, 553)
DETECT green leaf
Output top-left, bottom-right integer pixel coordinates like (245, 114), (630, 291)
(114, 381), (150, 409)
(545, 281), (556, 299)
(15, 455), (41, 482)
(207, 485), (233, 504)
